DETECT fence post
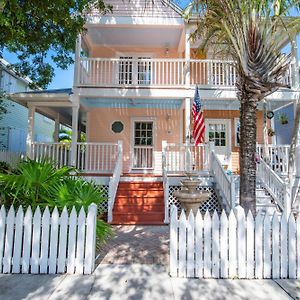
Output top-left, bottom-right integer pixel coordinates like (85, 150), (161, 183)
(84, 204), (97, 274)
(162, 141), (169, 223)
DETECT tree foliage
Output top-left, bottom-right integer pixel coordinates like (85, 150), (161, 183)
(0, 0), (112, 88)
(185, 0), (300, 214)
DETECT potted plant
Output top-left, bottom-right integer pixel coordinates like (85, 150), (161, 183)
(278, 113), (289, 125)
(268, 128), (275, 136)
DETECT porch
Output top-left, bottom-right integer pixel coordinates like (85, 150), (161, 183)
(26, 141), (294, 224)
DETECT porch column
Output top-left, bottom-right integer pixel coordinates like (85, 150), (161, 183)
(70, 105), (79, 167)
(291, 38), (299, 88)
(26, 105), (35, 158)
(185, 25), (191, 87)
(185, 97), (192, 171)
(73, 34), (82, 87)
(185, 97), (191, 142)
(54, 114), (60, 143)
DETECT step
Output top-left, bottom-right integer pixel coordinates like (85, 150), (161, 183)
(114, 197), (164, 205)
(117, 182), (163, 189)
(113, 204), (164, 213)
(111, 212), (165, 225)
(116, 189), (164, 197)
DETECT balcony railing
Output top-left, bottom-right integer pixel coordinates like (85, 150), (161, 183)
(77, 57), (295, 88)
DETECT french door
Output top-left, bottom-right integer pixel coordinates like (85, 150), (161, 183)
(132, 121), (154, 169)
(205, 119), (231, 165)
(118, 56), (151, 85)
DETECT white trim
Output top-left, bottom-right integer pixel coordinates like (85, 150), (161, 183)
(205, 118), (232, 168)
(234, 118), (240, 147)
(130, 117), (156, 171)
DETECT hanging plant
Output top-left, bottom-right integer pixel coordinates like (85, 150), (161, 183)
(278, 113), (289, 125)
(266, 111), (274, 119)
(267, 128), (275, 137)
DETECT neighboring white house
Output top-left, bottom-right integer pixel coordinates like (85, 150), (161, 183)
(0, 59), (55, 153)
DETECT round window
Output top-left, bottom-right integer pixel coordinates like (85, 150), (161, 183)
(112, 121), (124, 133)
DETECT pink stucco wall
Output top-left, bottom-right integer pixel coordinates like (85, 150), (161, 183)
(87, 107), (181, 173)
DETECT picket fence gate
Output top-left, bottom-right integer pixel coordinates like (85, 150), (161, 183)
(170, 205), (300, 279)
(0, 204), (97, 275)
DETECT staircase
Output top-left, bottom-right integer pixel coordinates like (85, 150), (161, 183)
(111, 180), (165, 225)
(256, 186), (278, 214)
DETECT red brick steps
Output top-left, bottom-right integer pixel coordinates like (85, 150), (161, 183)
(111, 181), (165, 225)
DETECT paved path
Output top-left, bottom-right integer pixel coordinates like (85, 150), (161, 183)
(96, 225), (169, 265)
(1, 264), (300, 300)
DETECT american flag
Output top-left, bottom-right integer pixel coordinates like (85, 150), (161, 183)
(192, 86), (205, 146)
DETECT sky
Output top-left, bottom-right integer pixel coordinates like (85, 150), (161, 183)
(3, 7), (300, 90)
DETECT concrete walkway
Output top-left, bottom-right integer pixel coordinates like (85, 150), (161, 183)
(1, 264), (300, 300)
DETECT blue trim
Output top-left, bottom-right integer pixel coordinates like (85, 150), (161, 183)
(81, 98), (182, 109)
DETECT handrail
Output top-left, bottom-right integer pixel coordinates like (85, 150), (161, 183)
(257, 158), (289, 213)
(107, 140), (123, 223)
(162, 141), (169, 223)
(256, 144), (290, 176)
(210, 151), (236, 210)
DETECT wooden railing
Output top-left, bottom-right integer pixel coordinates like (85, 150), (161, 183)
(31, 143), (71, 168)
(76, 142), (118, 173)
(256, 144), (290, 176)
(78, 57), (295, 88)
(0, 150), (24, 168)
(210, 151), (236, 210)
(257, 159), (290, 213)
(163, 143), (210, 174)
(108, 141), (123, 223)
(32, 142), (119, 173)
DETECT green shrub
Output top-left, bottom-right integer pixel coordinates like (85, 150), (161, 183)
(0, 161), (12, 174)
(0, 158), (112, 242)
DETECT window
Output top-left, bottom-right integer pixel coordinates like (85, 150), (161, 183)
(134, 122), (153, 146)
(112, 121), (124, 133)
(208, 123), (226, 146)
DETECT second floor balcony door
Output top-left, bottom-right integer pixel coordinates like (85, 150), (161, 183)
(118, 56), (151, 85)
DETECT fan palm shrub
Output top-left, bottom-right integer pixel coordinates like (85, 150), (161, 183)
(0, 158), (111, 242)
(184, 0), (300, 214)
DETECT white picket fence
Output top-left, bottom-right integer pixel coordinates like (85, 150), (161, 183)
(0, 204), (97, 275)
(170, 205), (300, 279)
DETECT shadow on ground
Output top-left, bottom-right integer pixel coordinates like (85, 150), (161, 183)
(96, 225), (169, 265)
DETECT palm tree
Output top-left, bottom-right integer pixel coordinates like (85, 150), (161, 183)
(185, 0), (300, 215)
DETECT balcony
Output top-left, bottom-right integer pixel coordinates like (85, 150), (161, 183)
(76, 57), (295, 88)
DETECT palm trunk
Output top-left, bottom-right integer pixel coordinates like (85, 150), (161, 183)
(239, 98), (257, 215)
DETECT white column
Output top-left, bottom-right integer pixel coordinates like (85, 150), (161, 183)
(70, 105), (79, 166)
(185, 97), (191, 142)
(54, 114), (60, 143)
(26, 105), (35, 158)
(185, 25), (191, 87)
(73, 34), (82, 87)
(291, 38), (299, 88)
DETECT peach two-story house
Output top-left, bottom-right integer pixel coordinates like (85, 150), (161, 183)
(12, 0), (299, 224)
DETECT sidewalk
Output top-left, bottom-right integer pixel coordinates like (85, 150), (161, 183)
(0, 264), (300, 300)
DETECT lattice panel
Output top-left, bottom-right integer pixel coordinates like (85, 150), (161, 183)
(169, 185), (221, 213)
(98, 185), (109, 213)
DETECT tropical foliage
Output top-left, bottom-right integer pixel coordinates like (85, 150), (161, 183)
(0, 159), (111, 241)
(0, 0), (112, 88)
(184, 0), (300, 214)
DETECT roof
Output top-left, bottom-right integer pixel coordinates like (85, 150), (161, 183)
(16, 88), (73, 95)
(0, 58), (35, 87)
